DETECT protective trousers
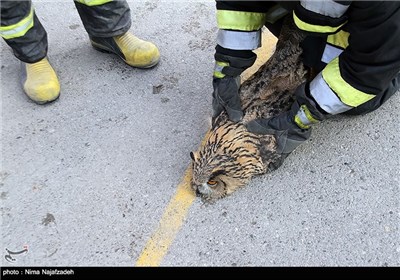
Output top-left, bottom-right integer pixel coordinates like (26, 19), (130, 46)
(0, 0), (131, 63)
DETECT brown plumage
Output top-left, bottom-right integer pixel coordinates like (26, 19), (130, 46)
(191, 17), (309, 201)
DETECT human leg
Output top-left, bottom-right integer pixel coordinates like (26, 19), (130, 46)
(74, 0), (160, 68)
(0, 0), (60, 103)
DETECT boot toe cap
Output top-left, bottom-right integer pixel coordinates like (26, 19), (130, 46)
(24, 81), (60, 104)
(125, 42), (160, 68)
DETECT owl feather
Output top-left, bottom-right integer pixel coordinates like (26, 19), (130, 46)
(191, 16), (309, 201)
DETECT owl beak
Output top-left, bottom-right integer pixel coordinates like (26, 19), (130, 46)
(195, 188), (202, 196)
(196, 183), (212, 197)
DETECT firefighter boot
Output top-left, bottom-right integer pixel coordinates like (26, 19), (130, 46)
(21, 57), (61, 104)
(90, 32), (160, 68)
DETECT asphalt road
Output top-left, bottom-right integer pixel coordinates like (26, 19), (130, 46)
(1, 0), (399, 267)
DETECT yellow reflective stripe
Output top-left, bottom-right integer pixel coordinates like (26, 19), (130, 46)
(294, 105), (318, 129)
(217, 10), (266, 31)
(327, 30), (349, 49)
(322, 57), (375, 107)
(301, 105), (319, 124)
(213, 72), (225, 79)
(294, 115), (310, 129)
(213, 61), (228, 78)
(75, 0), (112, 6)
(0, 7), (34, 40)
(293, 11), (346, 34)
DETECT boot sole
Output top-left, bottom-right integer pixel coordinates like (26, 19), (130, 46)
(33, 94), (61, 105)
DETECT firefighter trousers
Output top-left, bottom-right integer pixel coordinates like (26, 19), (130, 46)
(0, 0), (132, 63)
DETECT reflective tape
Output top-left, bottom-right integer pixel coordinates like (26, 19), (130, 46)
(293, 11), (346, 34)
(217, 10), (266, 31)
(300, 0), (349, 18)
(323, 58), (376, 107)
(321, 44), (343, 64)
(327, 30), (350, 49)
(294, 105), (319, 129)
(75, 0), (112, 6)
(0, 8), (34, 40)
(213, 61), (229, 78)
(310, 72), (352, 114)
(217, 29), (261, 50)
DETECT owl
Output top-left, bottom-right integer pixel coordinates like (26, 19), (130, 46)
(191, 17), (309, 201)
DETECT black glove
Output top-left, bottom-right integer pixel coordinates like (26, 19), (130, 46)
(246, 82), (328, 155)
(212, 76), (242, 122)
(212, 46), (257, 122)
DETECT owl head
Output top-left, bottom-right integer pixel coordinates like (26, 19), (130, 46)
(190, 119), (267, 200)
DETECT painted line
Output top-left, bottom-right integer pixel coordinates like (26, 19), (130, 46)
(135, 131), (211, 267)
(135, 165), (196, 267)
(135, 31), (277, 267)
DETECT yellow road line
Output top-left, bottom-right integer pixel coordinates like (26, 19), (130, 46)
(135, 130), (213, 266)
(135, 165), (196, 267)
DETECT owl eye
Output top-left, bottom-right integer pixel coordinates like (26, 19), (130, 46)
(207, 180), (218, 186)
